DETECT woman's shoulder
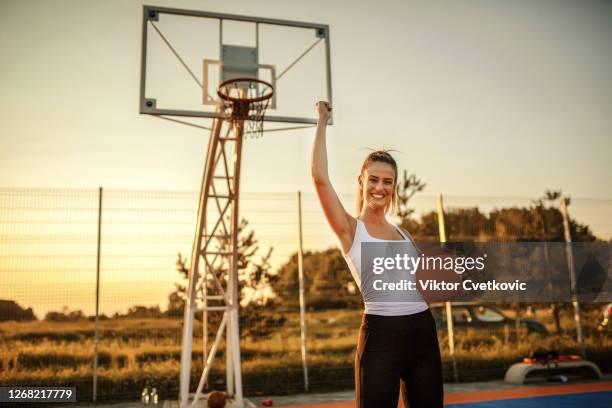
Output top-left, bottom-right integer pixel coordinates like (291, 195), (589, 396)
(397, 226), (420, 250)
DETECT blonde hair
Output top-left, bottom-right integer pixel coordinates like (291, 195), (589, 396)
(355, 150), (399, 217)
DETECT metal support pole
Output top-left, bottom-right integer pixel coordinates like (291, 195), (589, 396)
(178, 100), (251, 406)
(203, 283), (208, 389)
(437, 193), (458, 382)
(297, 191), (309, 391)
(180, 117), (224, 407)
(93, 186), (103, 402)
(541, 211), (560, 333)
(560, 196), (586, 357)
(229, 119), (246, 404)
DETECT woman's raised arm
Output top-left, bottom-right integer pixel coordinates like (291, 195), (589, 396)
(311, 102), (356, 254)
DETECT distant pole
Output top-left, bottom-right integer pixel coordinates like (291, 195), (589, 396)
(559, 196), (586, 357)
(93, 186), (103, 402)
(437, 193), (458, 382)
(297, 191), (309, 391)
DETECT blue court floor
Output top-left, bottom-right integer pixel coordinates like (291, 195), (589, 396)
(445, 390), (612, 408)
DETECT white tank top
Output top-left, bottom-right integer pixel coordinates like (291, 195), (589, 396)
(342, 219), (429, 316)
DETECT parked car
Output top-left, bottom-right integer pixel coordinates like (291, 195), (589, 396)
(597, 302), (612, 332)
(429, 303), (548, 334)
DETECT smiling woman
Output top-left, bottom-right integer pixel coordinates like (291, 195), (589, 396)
(311, 101), (443, 408)
(356, 153), (399, 218)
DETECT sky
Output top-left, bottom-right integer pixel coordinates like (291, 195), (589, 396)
(1, 0), (611, 316)
(1, 0), (611, 199)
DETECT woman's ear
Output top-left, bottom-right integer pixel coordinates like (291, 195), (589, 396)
(357, 175), (363, 189)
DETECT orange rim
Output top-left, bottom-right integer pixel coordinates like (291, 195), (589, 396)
(217, 78), (274, 104)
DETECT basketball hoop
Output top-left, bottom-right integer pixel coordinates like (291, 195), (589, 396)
(217, 78), (274, 138)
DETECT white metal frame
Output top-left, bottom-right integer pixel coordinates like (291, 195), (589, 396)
(140, 5), (333, 125)
(179, 113), (247, 407)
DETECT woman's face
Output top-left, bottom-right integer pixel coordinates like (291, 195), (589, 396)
(360, 161), (396, 212)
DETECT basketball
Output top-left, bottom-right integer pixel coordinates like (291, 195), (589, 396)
(207, 390), (227, 408)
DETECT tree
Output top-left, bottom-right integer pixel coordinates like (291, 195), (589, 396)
(166, 253), (190, 317)
(400, 203), (596, 243)
(168, 218), (285, 339)
(240, 247), (278, 307)
(273, 248), (362, 310)
(122, 305), (163, 319)
(396, 170), (426, 220)
(44, 307), (86, 322)
(166, 291), (185, 318)
(395, 169), (431, 240)
(0, 300), (36, 322)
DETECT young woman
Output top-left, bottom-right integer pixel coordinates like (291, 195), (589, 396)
(311, 101), (443, 408)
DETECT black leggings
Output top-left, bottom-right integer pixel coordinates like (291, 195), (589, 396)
(355, 309), (444, 408)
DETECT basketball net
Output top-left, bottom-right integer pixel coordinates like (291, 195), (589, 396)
(218, 78), (274, 139)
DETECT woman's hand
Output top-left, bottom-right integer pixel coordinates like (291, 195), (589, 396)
(315, 101), (332, 123)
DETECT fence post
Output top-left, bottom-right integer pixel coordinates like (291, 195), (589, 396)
(559, 196), (586, 357)
(297, 191), (309, 391)
(93, 186), (103, 402)
(437, 193), (458, 382)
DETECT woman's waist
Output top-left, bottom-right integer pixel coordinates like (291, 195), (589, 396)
(363, 301), (428, 316)
(360, 307), (432, 331)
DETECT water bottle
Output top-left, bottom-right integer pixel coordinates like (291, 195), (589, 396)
(151, 387), (159, 405)
(141, 386), (150, 404)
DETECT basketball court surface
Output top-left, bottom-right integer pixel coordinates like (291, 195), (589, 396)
(67, 377), (611, 407)
(447, 392), (611, 408)
(250, 378), (612, 408)
(443, 381), (611, 408)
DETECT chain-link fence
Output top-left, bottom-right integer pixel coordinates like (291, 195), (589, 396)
(1, 188), (610, 402)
